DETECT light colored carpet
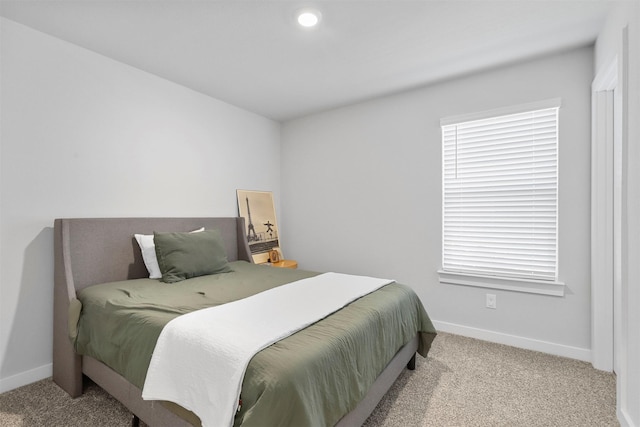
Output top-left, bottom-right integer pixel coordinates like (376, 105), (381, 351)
(363, 333), (617, 426)
(0, 379), (132, 426)
(0, 332), (617, 426)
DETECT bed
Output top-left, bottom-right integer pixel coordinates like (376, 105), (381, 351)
(53, 217), (436, 426)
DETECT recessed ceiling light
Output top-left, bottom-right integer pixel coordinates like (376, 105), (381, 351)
(297, 9), (321, 28)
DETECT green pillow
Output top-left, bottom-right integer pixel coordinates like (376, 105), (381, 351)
(154, 229), (232, 283)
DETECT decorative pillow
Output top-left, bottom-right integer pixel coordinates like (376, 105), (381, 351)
(135, 228), (204, 279)
(154, 229), (232, 283)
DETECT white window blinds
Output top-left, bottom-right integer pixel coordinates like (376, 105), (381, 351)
(442, 104), (559, 281)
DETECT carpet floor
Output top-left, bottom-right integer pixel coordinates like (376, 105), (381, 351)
(0, 332), (618, 426)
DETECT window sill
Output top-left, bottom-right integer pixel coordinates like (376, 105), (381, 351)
(437, 270), (565, 296)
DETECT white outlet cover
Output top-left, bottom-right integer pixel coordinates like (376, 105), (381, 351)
(486, 293), (497, 309)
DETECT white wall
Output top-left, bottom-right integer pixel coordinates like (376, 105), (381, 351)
(282, 47), (593, 360)
(595, 3), (640, 426)
(0, 18), (281, 392)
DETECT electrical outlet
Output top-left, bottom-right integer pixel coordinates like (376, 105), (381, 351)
(486, 293), (497, 309)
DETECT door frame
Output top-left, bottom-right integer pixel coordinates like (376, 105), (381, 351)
(590, 56), (618, 372)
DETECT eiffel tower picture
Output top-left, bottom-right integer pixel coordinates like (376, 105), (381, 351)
(237, 190), (281, 263)
(245, 196), (258, 242)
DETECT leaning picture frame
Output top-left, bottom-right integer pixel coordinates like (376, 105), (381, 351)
(236, 189), (282, 264)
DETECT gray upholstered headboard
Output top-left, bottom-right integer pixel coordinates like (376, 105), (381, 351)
(54, 217), (253, 292)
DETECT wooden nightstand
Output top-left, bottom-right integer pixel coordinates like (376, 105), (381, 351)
(271, 260), (298, 269)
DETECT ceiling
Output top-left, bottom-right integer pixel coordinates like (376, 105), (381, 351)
(0, 0), (613, 121)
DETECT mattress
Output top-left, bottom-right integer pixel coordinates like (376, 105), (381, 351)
(74, 261), (436, 426)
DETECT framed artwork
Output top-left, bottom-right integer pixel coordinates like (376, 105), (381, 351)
(236, 190), (282, 264)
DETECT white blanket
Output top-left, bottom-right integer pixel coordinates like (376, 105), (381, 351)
(141, 272), (394, 427)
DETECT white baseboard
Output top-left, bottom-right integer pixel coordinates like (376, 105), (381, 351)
(432, 320), (592, 362)
(618, 407), (636, 427)
(0, 363), (52, 394)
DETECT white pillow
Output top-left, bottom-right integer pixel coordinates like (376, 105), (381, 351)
(135, 227), (204, 279)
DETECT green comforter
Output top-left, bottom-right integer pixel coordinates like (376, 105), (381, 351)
(74, 261), (436, 426)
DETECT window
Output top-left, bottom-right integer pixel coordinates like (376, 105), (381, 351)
(439, 99), (564, 296)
